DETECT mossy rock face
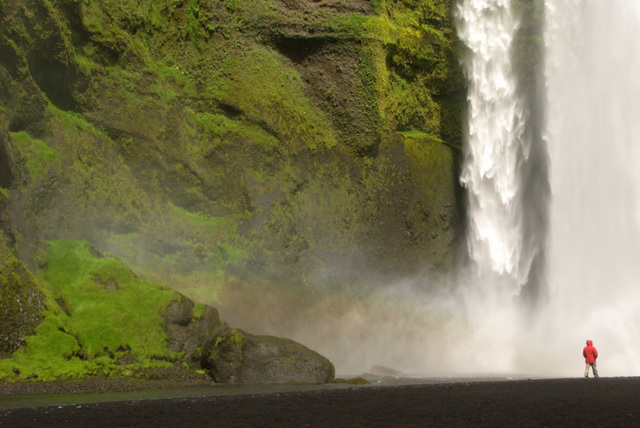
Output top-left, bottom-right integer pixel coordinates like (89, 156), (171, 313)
(203, 329), (335, 384)
(0, 229), (44, 356)
(0, 193), (44, 355)
(0, 0), (464, 376)
(0, 0), (463, 292)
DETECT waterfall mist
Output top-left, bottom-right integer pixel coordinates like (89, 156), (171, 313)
(454, 0), (640, 377)
(540, 0), (640, 376)
(217, 276), (463, 376)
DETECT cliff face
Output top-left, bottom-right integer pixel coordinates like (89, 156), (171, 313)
(0, 0), (464, 378)
(0, 198), (44, 356)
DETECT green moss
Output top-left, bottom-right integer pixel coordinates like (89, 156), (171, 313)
(0, 314), (83, 381)
(42, 240), (176, 355)
(209, 328), (244, 364)
(0, 240), (186, 381)
(192, 303), (206, 319)
(365, 1), (464, 144)
(170, 203), (244, 237)
(1, 0), (464, 338)
(219, 45), (337, 151)
(229, 329), (245, 347)
(401, 132), (459, 271)
(186, 109), (280, 151)
(399, 130), (462, 151)
(51, 105), (96, 133)
(75, 53), (101, 75)
(8, 131), (60, 179)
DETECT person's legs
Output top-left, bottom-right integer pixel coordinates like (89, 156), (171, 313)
(592, 363), (599, 378)
(584, 363), (590, 378)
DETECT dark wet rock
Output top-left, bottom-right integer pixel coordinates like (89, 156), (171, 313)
(116, 353), (138, 366)
(203, 329), (334, 384)
(55, 297), (71, 316)
(0, 191), (14, 245)
(93, 278), (118, 290)
(165, 295), (195, 326)
(163, 296), (228, 358)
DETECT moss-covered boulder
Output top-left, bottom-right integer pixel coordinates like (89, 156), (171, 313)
(203, 329), (334, 384)
(0, 240), (186, 380)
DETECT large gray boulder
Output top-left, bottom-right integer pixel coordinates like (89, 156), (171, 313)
(203, 329), (335, 384)
(163, 295), (335, 384)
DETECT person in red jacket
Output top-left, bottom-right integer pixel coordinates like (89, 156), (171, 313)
(583, 339), (599, 378)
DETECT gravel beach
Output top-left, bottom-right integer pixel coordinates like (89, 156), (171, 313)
(1, 376), (639, 427)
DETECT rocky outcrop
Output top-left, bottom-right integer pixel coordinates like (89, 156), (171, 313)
(202, 329), (335, 384)
(163, 295), (334, 384)
(0, 191), (14, 245)
(1, 237), (335, 384)
(163, 295), (228, 359)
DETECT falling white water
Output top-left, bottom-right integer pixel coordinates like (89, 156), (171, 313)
(457, 0), (527, 280)
(455, 0), (533, 372)
(455, 0), (640, 376)
(540, 0), (640, 376)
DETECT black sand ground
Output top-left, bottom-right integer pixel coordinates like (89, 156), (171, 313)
(1, 377), (638, 427)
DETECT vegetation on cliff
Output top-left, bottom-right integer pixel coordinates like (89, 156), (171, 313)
(0, 0), (464, 380)
(0, 230), (44, 357)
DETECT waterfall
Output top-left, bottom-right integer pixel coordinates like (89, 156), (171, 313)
(455, 0), (545, 372)
(455, 0), (640, 376)
(543, 0), (640, 376)
(457, 0), (527, 283)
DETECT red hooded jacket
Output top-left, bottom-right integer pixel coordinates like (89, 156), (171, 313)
(583, 340), (598, 364)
